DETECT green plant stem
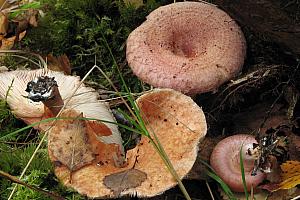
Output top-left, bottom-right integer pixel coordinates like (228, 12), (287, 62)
(240, 145), (249, 200)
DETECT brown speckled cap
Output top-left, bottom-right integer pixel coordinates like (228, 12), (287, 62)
(126, 2), (246, 95)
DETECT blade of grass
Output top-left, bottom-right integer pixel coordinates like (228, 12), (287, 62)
(99, 32), (148, 134)
(115, 108), (144, 133)
(199, 159), (237, 200)
(0, 116), (143, 141)
(240, 145), (249, 200)
(206, 171), (237, 200)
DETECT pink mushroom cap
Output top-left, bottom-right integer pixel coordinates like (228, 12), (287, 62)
(126, 2), (246, 95)
(210, 134), (266, 192)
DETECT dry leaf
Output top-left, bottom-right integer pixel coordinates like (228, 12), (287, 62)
(48, 109), (95, 172)
(0, 35), (15, 49)
(0, 12), (8, 36)
(85, 120), (126, 167)
(275, 160), (300, 190)
(103, 168), (147, 196)
(46, 54), (71, 75)
(12, 8), (38, 40)
(267, 187), (300, 200)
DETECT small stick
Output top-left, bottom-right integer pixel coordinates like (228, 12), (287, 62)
(0, 170), (64, 200)
(206, 181), (215, 200)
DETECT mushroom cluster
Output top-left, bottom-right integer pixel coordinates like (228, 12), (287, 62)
(126, 1), (246, 95)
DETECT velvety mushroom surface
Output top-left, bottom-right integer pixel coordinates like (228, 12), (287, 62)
(126, 2), (246, 95)
(50, 89), (207, 198)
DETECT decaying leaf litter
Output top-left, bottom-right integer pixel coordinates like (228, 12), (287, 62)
(0, 0), (300, 200)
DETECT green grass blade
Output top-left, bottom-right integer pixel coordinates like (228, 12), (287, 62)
(100, 32), (148, 134)
(240, 145), (249, 200)
(0, 116), (142, 141)
(206, 170), (237, 200)
(9, 2), (41, 19)
(199, 159), (237, 200)
(115, 108), (144, 133)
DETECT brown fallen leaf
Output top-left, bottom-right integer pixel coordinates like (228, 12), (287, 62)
(0, 12), (8, 36)
(103, 168), (147, 196)
(46, 54), (71, 75)
(12, 8), (38, 40)
(85, 120), (126, 167)
(276, 160), (300, 191)
(48, 109), (95, 172)
(0, 35), (15, 49)
(267, 187), (300, 200)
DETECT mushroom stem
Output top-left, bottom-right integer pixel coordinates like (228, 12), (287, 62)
(25, 76), (64, 116)
(42, 86), (64, 116)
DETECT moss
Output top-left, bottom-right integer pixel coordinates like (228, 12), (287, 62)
(21, 0), (173, 92)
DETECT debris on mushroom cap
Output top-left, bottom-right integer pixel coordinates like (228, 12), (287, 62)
(0, 69), (123, 147)
(25, 76), (58, 102)
(210, 134), (266, 192)
(48, 109), (125, 173)
(126, 2), (246, 95)
(50, 88), (207, 198)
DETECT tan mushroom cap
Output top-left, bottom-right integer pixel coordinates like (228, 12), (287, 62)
(50, 88), (207, 198)
(126, 2), (246, 95)
(0, 69), (123, 146)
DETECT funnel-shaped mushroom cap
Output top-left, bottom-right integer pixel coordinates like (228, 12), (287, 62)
(0, 69), (122, 146)
(50, 88), (207, 198)
(126, 2), (246, 95)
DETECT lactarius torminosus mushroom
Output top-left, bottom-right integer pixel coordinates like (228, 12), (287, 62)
(126, 2), (246, 95)
(49, 88), (207, 198)
(0, 69), (125, 165)
(210, 134), (266, 192)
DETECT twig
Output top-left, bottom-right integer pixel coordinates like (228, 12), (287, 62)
(0, 170), (64, 200)
(258, 62), (299, 132)
(291, 195), (300, 200)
